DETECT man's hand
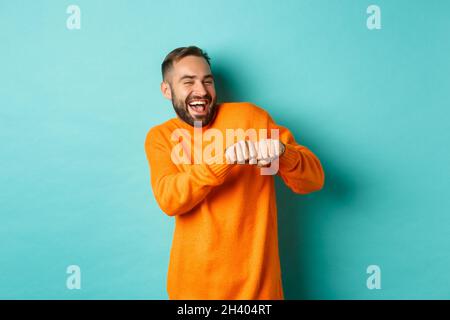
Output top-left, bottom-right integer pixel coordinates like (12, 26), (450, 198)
(225, 140), (258, 164)
(225, 139), (285, 166)
(255, 139), (286, 167)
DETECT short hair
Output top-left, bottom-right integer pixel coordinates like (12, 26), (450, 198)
(161, 46), (211, 81)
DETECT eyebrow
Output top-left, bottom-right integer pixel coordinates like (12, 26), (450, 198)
(179, 74), (214, 82)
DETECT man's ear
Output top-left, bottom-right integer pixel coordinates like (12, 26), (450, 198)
(161, 81), (172, 100)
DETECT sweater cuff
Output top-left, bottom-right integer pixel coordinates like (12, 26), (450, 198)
(206, 153), (234, 184)
(279, 143), (300, 172)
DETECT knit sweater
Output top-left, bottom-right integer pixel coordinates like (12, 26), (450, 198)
(144, 102), (325, 299)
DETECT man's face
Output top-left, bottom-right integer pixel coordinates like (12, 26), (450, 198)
(161, 56), (218, 127)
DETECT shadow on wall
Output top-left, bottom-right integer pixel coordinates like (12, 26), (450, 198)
(214, 63), (357, 299)
(275, 116), (357, 299)
(212, 64), (247, 104)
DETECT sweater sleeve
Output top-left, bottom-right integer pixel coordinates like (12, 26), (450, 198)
(268, 115), (325, 194)
(145, 128), (234, 216)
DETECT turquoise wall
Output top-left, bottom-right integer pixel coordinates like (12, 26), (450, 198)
(1, 0), (449, 299)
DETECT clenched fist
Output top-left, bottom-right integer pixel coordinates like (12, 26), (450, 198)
(225, 139), (285, 167)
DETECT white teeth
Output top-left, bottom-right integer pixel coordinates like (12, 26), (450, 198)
(188, 100), (208, 113)
(189, 100), (207, 106)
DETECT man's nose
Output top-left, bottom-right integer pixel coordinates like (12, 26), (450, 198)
(192, 81), (208, 96)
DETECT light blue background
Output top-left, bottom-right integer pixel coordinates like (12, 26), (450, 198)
(1, 0), (449, 299)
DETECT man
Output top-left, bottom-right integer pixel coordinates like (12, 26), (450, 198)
(145, 46), (325, 299)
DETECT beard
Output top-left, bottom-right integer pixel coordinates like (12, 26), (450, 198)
(170, 89), (218, 127)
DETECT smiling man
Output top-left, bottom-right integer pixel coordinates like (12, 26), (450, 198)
(145, 46), (325, 299)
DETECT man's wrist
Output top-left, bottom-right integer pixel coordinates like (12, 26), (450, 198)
(280, 141), (286, 157)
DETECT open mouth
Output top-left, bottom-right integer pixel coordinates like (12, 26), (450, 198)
(187, 99), (209, 116)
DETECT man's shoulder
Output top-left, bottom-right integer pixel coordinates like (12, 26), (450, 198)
(149, 118), (175, 132)
(219, 101), (270, 119)
(144, 118), (176, 146)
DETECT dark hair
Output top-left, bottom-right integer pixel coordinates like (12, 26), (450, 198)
(161, 46), (211, 81)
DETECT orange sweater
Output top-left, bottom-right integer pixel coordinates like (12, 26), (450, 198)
(145, 102), (324, 299)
